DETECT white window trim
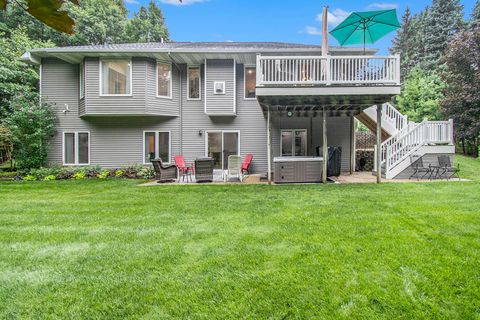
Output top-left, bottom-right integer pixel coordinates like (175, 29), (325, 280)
(143, 130), (172, 165)
(79, 61), (85, 99)
(213, 81), (226, 95)
(280, 129), (308, 157)
(204, 130), (241, 169)
(156, 61), (173, 99)
(99, 58), (133, 97)
(62, 131), (90, 166)
(243, 65), (256, 100)
(187, 65), (201, 101)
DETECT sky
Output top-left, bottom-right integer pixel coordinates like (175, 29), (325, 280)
(124, 0), (478, 54)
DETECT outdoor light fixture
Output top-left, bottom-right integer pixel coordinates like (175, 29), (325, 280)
(62, 104), (70, 113)
(287, 111), (293, 117)
(198, 130), (203, 136)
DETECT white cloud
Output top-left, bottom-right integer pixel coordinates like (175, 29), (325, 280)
(367, 3), (399, 10)
(159, 0), (208, 5)
(303, 26), (322, 36)
(124, 0), (140, 4)
(316, 8), (351, 28)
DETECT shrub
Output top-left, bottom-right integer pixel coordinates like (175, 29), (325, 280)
(98, 170), (110, 179)
(56, 168), (74, 180)
(43, 175), (56, 181)
(29, 167), (61, 180)
(114, 169), (125, 178)
(4, 93), (56, 170)
(74, 171), (86, 180)
(23, 175), (37, 181)
(137, 167), (155, 179)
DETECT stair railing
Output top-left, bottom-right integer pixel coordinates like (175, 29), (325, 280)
(381, 103), (408, 133)
(381, 120), (454, 174)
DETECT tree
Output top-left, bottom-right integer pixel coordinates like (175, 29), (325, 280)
(55, 0), (129, 46)
(0, 26), (54, 119)
(395, 67), (446, 122)
(471, 0), (480, 30)
(126, 1), (169, 43)
(4, 92), (56, 170)
(0, 0), (170, 46)
(390, 7), (416, 81)
(441, 29), (480, 157)
(0, 0), (77, 34)
(423, 0), (465, 70)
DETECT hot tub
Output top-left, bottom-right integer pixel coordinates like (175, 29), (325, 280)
(273, 157), (324, 183)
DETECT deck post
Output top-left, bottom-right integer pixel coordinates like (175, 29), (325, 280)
(267, 107), (272, 185)
(350, 116), (356, 174)
(376, 104), (382, 183)
(322, 107), (328, 183)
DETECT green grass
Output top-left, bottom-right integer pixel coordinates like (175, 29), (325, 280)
(0, 155), (479, 319)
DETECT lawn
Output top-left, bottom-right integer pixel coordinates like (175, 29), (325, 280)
(0, 156), (479, 319)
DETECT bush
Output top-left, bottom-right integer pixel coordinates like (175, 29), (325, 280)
(114, 169), (125, 178)
(98, 170), (110, 179)
(4, 93), (56, 170)
(21, 165), (154, 181)
(43, 175), (56, 181)
(23, 175), (37, 181)
(74, 171), (86, 180)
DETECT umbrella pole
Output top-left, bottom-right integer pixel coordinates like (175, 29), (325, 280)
(363, 23), (366, 55)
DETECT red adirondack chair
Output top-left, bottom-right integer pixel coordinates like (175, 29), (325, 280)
(174, 156), (194, 175)
(241, 154), (253, 175)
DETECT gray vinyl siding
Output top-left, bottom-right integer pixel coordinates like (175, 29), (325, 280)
(42, 58), (180, 168)
(393, 154), (454, 179)
(180, 63), (268, 173)
(83, 57), (146, 115)
(42, 58), (353, 173)
(204, 59), (236, 115)
(146, 59), (180, 116)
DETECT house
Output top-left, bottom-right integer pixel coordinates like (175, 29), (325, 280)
(21, 42), (455, 182)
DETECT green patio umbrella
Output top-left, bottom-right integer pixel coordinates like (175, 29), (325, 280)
(329, 9), (400, 54)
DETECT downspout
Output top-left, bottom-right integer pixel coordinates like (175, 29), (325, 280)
(168, 52), (183, 155)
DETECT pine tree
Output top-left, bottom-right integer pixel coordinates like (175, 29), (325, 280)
(471, 0), (480, 30)
(409, 8), (429, 69)
(390, 7), (416, 82)
(126, 1), (169, 43)
(423, 0), (465, 70)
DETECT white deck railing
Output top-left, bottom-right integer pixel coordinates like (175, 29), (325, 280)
(256, 54), (401, 86)
(380, 120), (454, 172)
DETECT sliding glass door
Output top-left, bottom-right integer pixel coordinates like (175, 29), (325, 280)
(206, 131), (239, 170)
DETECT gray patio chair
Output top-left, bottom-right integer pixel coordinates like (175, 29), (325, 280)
(194, 157), (214, 182)
(409, 157), (432, 180)
(225, 155), (242, 182)
(437, 155), (460, 180)
(151, 159), (177, 183)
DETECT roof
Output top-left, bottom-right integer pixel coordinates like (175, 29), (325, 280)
(22, 41), (378, 65)
(30, 41), (374, 53)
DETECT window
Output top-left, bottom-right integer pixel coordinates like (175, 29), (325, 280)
(101, 59), (131, 95)
(79, 62), (85, 98)
(244, 66), (256, 99)
(157, 62), (172, 98)
(213, 81), (225, 95)
(281, 130), (307, 157)
(144, 131), (171, 164)
(63, 132), (90, 165)
(187, 66), (201, 100)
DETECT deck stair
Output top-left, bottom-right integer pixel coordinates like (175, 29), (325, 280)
(377, 120), (454, 179)
(357, 103), (407, 140)
(359, 103), (454, 179)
